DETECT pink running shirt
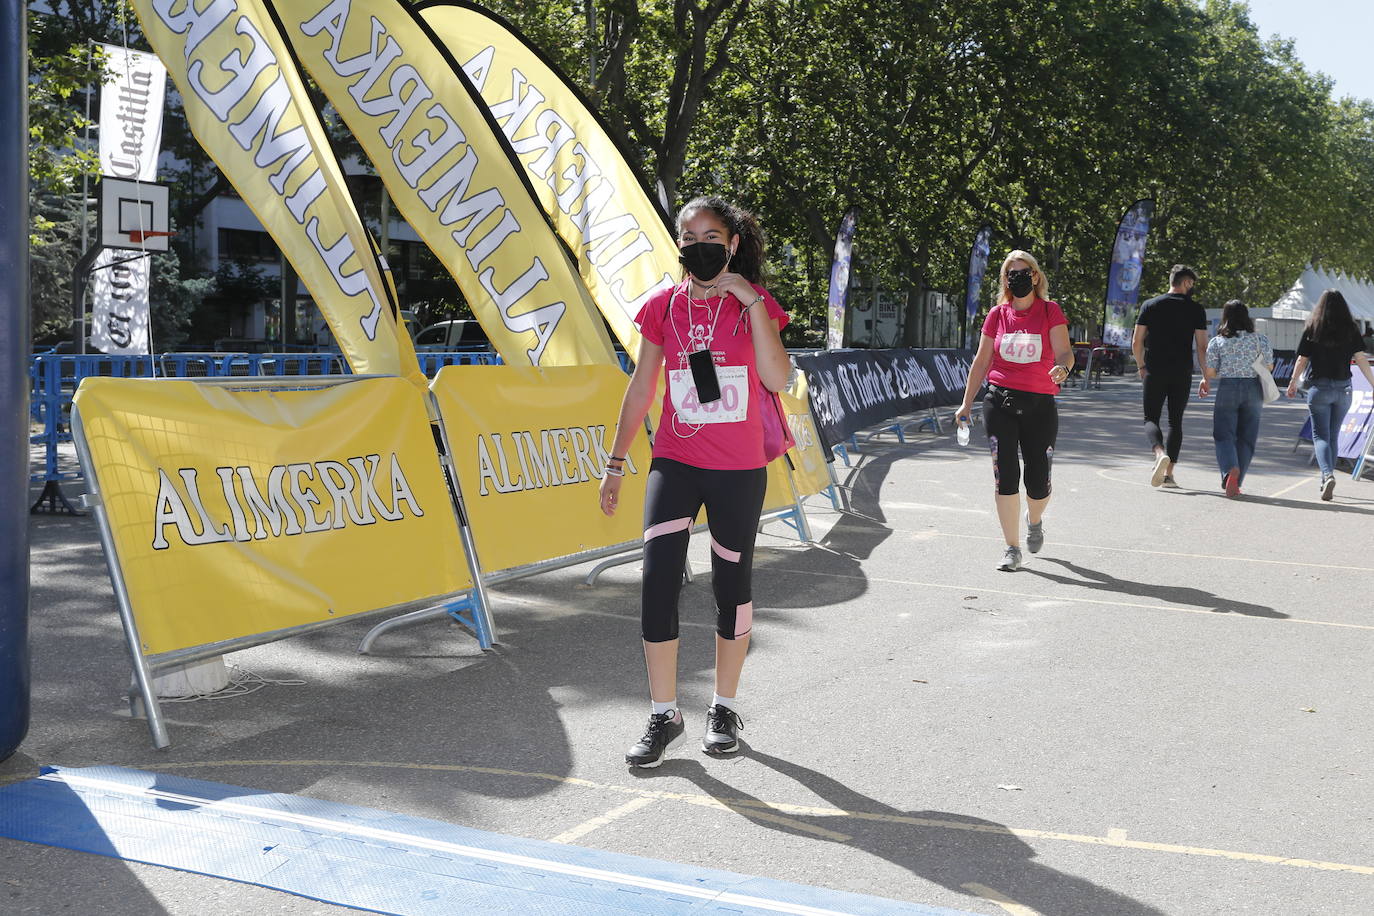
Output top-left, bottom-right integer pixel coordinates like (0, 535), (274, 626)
(981, 298), (1068, 395)
(635, 280), (789, 470)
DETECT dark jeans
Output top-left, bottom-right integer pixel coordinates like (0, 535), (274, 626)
(1143, 368), (1193, 463)
(1211, 377), (1262, 484)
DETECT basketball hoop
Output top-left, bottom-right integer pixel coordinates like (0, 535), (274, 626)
(128, 230), (175, 244)
(99, 177), (171, 252)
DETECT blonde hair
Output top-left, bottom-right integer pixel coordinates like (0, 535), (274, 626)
(998, 250), (1050, 304)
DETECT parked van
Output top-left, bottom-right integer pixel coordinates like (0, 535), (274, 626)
(413, 319), (490, 351)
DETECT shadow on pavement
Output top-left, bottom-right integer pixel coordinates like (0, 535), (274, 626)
(674, 749), (1166, 916)
(1021, 557), (1286, 619)
(1159, 488), (1374, 515)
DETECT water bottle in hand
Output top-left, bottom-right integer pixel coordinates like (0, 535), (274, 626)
(956, 418), (971, 447)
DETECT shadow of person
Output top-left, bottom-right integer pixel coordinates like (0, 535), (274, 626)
(671, 750), (1165, 916)
(710, 444), (911, 612)
(1021, 557), (1286, 619)
(1159, 488), (1374, 515)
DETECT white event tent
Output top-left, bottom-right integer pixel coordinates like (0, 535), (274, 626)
(1271, 264), (1374, 324)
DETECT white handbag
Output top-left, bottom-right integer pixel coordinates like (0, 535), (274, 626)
(1253, 354), (1280, 404)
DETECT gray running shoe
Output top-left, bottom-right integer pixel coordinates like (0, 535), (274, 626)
(1321, 476), (1335, 501)
(1160, 475), (1180, 489)
(1026, 515), (1044, 554)
(997, 545), (1023, 571)
(702, 704), (743, 755)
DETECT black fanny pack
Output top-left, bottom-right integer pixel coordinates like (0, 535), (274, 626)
(985, 384), (1051, 415)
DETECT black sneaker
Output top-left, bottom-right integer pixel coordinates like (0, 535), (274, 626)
(1321, 476), (1335, 501)
(626, 710), (684, 768)
(703, 704), (743, 755)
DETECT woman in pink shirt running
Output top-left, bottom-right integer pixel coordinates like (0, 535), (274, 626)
(599, 196), (792, 768)
(956, 250), (1074, 571)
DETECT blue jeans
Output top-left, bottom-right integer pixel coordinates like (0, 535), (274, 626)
(1306, 379), (1352, 478)
(1212, 377), (1262, 484)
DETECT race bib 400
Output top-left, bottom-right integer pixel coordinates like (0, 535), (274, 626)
(669, 365), (749, 424)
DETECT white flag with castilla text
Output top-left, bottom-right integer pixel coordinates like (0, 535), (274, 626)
(91, 45), (165, 354)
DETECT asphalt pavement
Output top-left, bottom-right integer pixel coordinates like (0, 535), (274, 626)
(4, 373), (1372, 915)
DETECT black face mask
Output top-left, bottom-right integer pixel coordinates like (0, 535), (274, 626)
(1008, 271), (1034, 298)
(679, 242), (730, 282)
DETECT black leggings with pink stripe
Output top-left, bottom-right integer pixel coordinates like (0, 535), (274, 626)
(641, 457), (769, 643)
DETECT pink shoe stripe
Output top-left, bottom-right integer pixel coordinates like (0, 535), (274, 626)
(710, 537), (742, 563)
(734, 601), (753, 638)
(644, 517), (691, 542)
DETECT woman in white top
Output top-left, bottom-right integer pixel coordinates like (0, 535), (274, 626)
(1201, 300), (1273, 498)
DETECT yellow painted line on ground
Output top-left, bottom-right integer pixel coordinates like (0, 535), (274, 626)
(1267, 476), (1317, 499)
(784, 567), (1374, 632)
(673, 792), (852, 842)
(146, 760), (1374, 876)
(925, 531), (1374, 573)
(549, 796), (657, 844)
(961, 883), (1041, 916)
(1107, 828), (1129, 844)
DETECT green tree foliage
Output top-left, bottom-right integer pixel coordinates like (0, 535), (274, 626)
(28, 3), (245, 348)
(489, 0), (1374, 337)
(29, 1), (1374, 347)
(28, 16), (104, 340)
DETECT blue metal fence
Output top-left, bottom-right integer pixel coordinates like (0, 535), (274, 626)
(30, 349), (632, 513)
(28, 350), (514, 513)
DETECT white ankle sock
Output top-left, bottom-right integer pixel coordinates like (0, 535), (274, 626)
(712, 693), (736, 712)
(652, 699), (676, 716)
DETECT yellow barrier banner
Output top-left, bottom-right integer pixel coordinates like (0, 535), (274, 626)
(416, 1), (680, 354)
(73, 377), (470, 656)
(782, 376), (833, 498)
(274, 0), (617, 367)
(430, 365), (651, 572)
(762, 457), (798, 514)
(131, 0), (421, 384)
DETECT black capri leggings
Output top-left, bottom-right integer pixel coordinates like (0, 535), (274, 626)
(641, 457), (768, 643)
(983, 386), (1058, 499)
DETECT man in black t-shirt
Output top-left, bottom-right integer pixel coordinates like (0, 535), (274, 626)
(1131, 265), (1210, 487)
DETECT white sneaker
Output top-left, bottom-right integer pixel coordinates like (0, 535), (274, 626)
(1150, 454), (1169, 487)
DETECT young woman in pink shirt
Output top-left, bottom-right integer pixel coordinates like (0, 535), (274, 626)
(956, 250), (1075, 571)
(599, 196), (791, 768)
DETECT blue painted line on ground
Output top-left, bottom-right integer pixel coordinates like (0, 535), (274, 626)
(0, 765), (974, 915)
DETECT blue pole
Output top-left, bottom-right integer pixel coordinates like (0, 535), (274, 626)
(0, 0), (31, 761)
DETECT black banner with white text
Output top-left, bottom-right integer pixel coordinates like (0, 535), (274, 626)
(793, 348), (978, 453)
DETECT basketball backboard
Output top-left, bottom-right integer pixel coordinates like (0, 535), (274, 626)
(99, 176), (171, 252)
